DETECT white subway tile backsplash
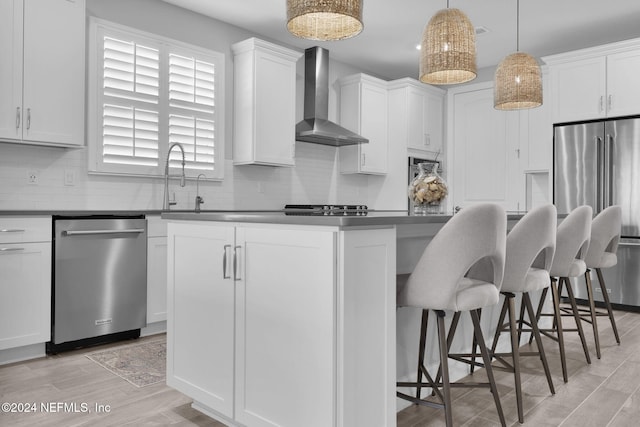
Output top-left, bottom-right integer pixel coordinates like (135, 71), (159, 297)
(0, 141), (369, 211)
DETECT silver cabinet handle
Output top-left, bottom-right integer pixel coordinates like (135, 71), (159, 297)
(26, 108), (31, 130)
(608, 94), (613, 112)
(0, 229), (25, 233)
(222, 244), (231, 279)
(0, 247), (25, 252)
(63, 228), (145, 236)
(599, 95), (604, 113)
(16, 107), (20, 129)
(233, 245), (242, 281)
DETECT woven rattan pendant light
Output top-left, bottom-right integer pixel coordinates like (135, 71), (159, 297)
(420, 1), (477, 85)
(286, 0), (363, 41)
(494, 0), (542, 110)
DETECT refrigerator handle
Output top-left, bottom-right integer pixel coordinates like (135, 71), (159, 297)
(605, 133), (613, 207)
(596, 136), (604, 213)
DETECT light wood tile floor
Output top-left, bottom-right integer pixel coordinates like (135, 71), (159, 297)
(1, 309), (640, 426)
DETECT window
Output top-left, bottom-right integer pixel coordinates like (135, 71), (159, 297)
(88, 18), (224, 179)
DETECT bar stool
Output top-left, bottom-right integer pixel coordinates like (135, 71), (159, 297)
(532, 205), (593, 383)
(580, 205), (622, 359)
(489, 204), (557, 424)
(396, 203), (507, 427)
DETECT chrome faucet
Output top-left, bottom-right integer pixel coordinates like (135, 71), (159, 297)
(163, 142), (186, 210)
(195, 174), (206, 212)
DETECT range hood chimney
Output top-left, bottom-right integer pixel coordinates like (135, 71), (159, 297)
(295, 47), (368, 146)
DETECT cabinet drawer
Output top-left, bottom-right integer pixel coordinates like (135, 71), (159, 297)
(0, 216), (51, 244)
(146, 216), (167, 238)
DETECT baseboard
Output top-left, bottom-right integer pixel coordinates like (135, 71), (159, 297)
(0, 343), (46, 366)
(141, 321), (166, 337)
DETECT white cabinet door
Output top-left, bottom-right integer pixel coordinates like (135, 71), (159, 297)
(339, 74), (388, 174)
(549, 56), (606, 123)
(232, 38), (301, 166)
(21, 0), (85, 146)
(0, 242), (51, 350)
(606, 49), (640, 118)
(423, 88), (444, 155)
(0, 0), (85, 147)
(167, 222), (235, 418)
(406, 85), (444, 155)
(0, 0), (23, 141)
(450, 86), (524, 211)
(235, 227), (335, 427)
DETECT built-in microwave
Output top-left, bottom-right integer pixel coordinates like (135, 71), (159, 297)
(408, 157), (442, 213)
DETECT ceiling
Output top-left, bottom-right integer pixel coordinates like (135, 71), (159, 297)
(161, 0), (640, 81)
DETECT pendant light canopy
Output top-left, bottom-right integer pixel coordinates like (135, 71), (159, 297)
(286, 0), (363, 41)
(494, 0), (542, 110)
(420, 6), (477, 85)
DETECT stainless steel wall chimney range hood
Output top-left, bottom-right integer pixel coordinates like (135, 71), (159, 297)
(295, 47), (368, 146)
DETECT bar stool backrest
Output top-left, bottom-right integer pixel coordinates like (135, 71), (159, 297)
(584, 205), (622, 268)
(501, 204), (557, 292)
(399, 203), (506, 312)
(549, 205), (593, 278)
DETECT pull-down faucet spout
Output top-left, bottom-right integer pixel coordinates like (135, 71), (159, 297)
(163, 142), (186, 210)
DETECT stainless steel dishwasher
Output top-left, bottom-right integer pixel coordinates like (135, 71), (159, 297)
(48, 215), (147, 353)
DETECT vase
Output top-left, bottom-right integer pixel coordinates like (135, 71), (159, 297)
(407, 162), (448, 215)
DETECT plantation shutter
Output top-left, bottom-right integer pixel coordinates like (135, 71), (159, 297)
(89, 18), (224, 178)
(168, 53), (216, 171)
(102, 37), (160, 167)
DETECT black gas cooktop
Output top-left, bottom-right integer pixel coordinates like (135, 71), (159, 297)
(284, 204), (369, 216)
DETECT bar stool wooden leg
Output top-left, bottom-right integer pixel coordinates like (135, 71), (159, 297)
(415, 309), (429, 400)
(551, 278), (569, 383)
(523, 292), (555, 395)
(529, 286), (549, 345)
(506, 293), (523, 423)
(434, 312), (461, 390)
(584, 270), (601, 359)
(563, 277), (592, 364)
(470, 309), (506, 427)
(596, 268), (621, 344)
(436, 310), (453, 427)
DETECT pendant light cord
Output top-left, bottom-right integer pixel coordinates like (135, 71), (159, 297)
(516, 0), (520, 51)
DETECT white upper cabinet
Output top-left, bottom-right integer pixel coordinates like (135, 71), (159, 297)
(232, 38), (302, 166)
(546, 39), (640, 123)
(0, 0), (85, 147)
(388, 78), (445, 158)
(339, 73), (388, 175)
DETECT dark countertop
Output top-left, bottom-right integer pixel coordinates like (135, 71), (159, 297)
(1, 209), (533, 227)
(161, 210), (530, 227)
(0, 210), (162, 217)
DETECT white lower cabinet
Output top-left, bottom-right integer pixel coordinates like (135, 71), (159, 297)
(167, 221), (396, 427)
(167, 222), (336, 426)
(0, 217), (51, 351)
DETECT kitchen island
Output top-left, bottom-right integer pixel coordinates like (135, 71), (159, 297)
(161, 210), (524, 427)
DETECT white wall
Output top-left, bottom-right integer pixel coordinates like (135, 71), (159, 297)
(0, 0), (372, 211)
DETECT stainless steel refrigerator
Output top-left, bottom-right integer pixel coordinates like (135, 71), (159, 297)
(554, 117), (640, 308)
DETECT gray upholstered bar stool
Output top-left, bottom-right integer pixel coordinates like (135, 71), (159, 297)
(580, 205), (622, 359)
(532, 205), (593, 383)
(489, 204), (557, 424)
(396, 203), (507, 427)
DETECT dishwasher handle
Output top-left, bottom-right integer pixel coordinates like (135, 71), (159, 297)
(63, 228), (145, 236)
